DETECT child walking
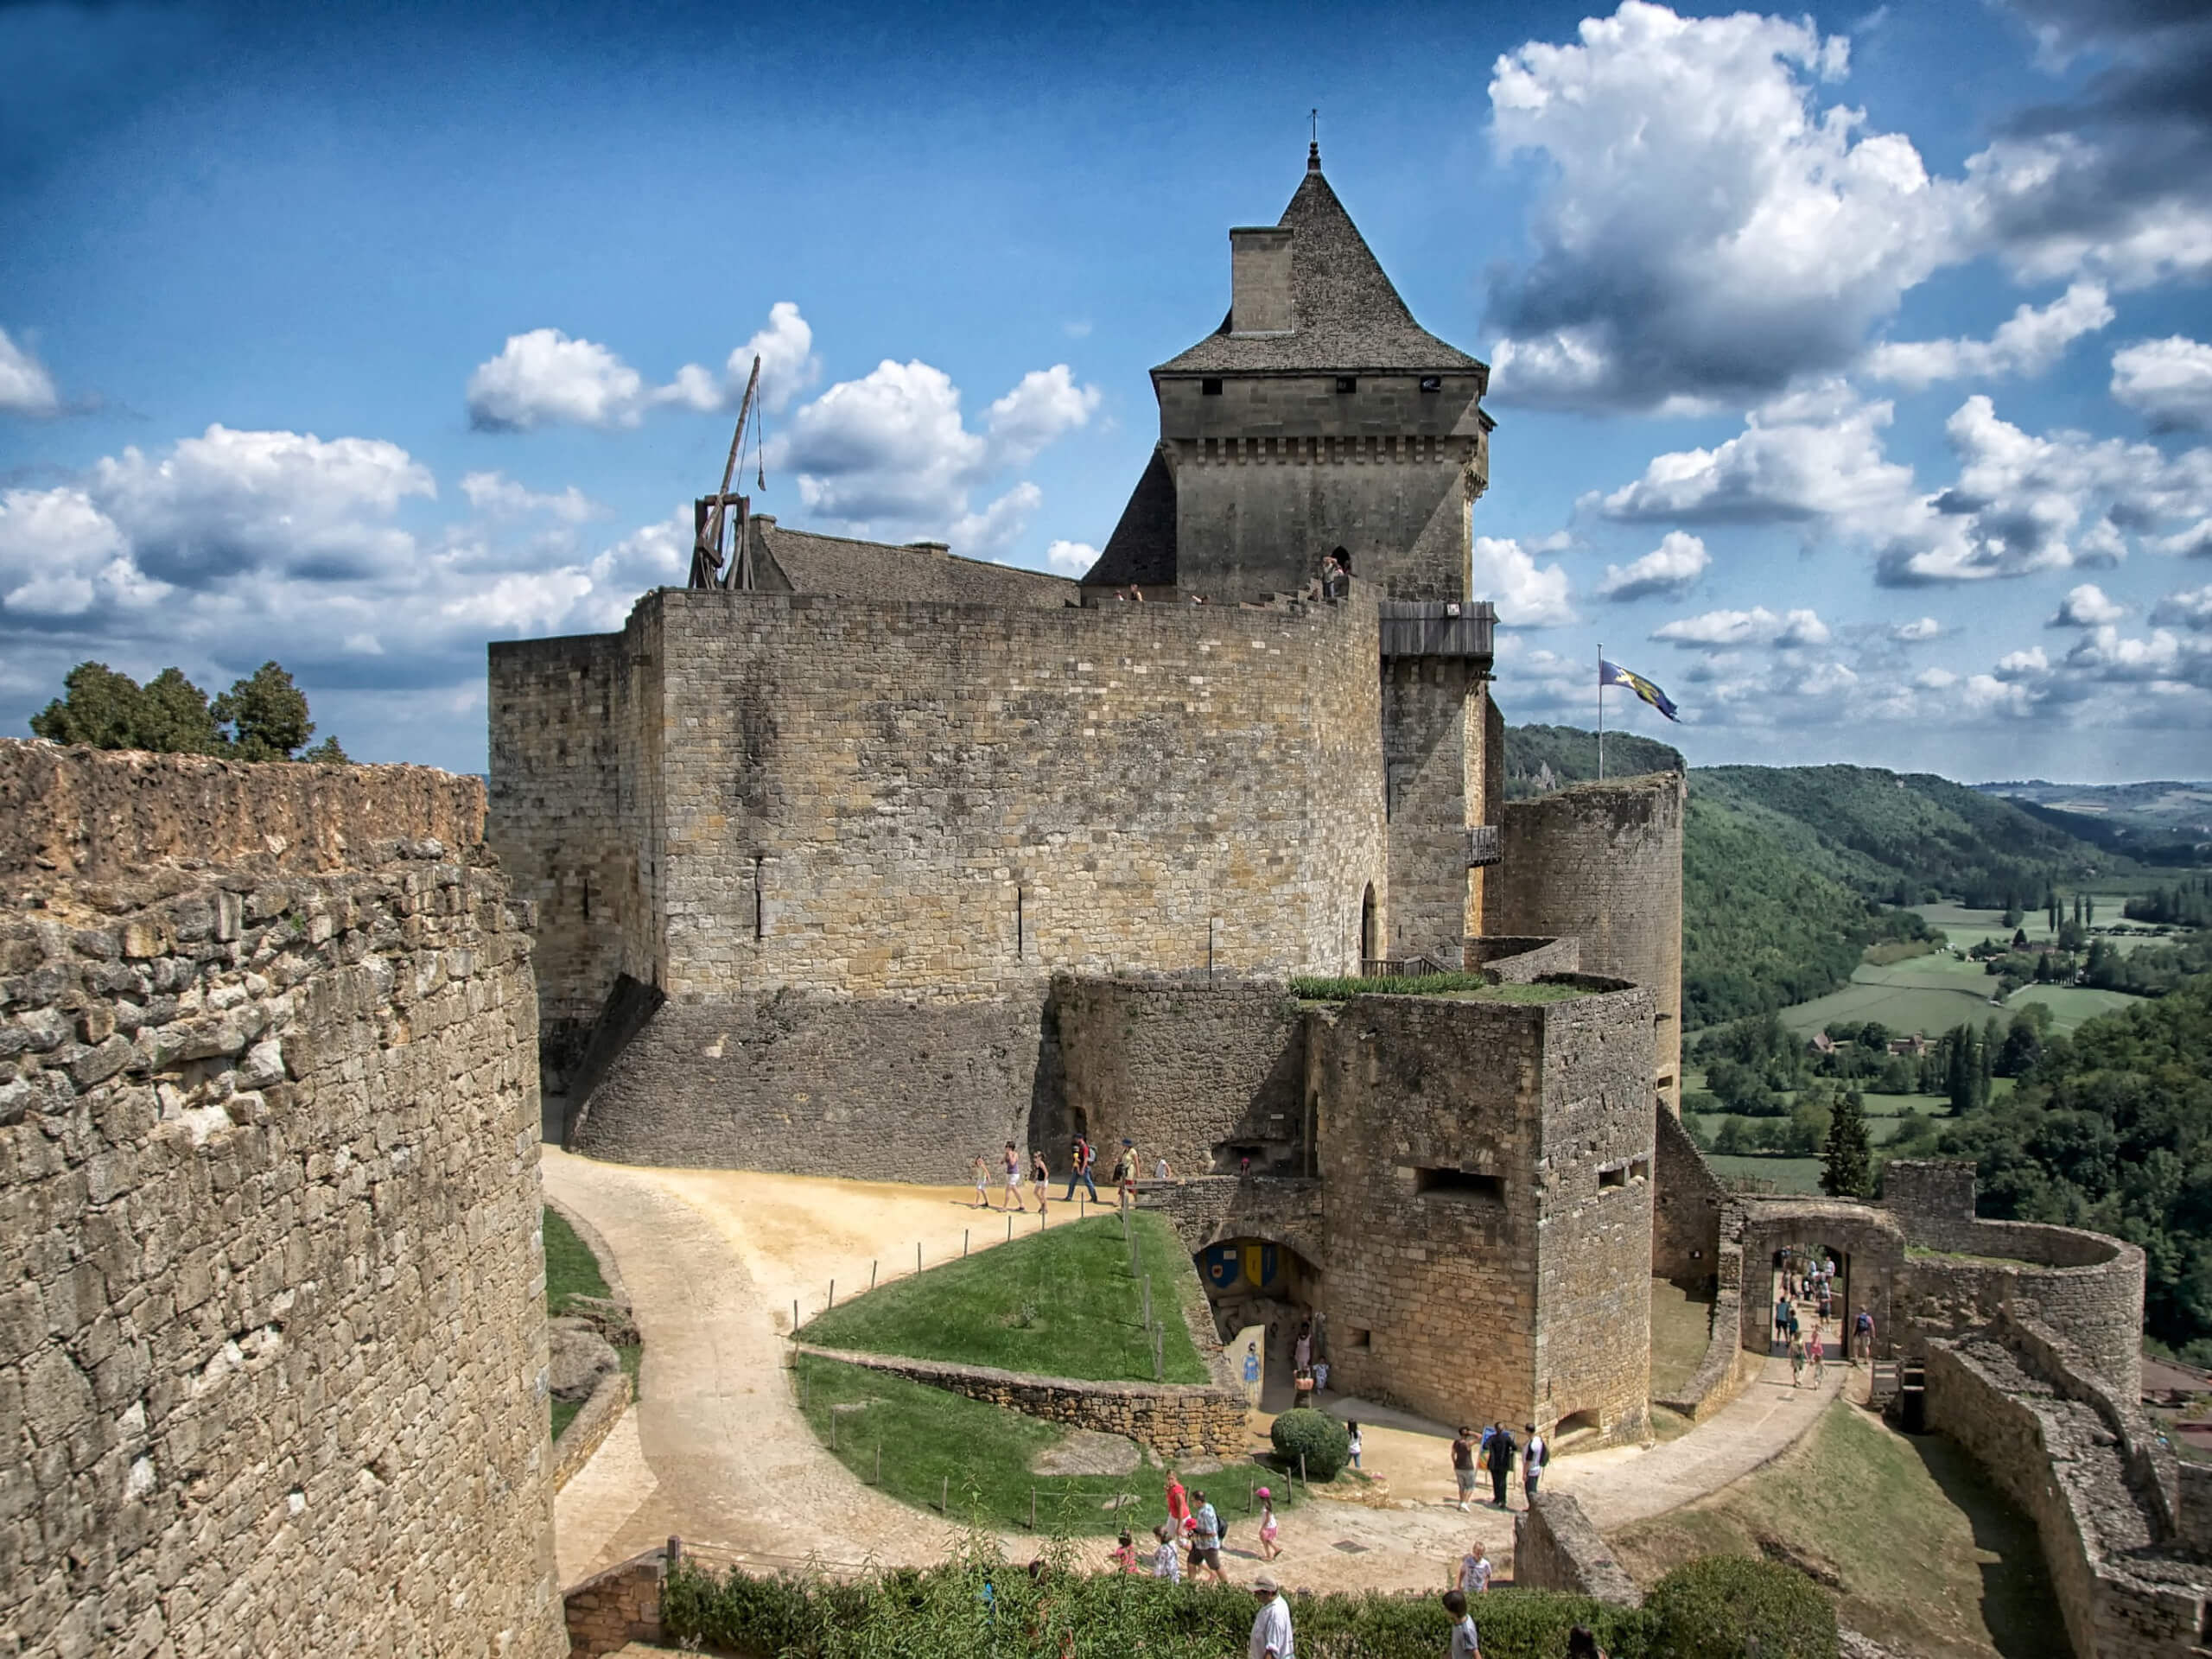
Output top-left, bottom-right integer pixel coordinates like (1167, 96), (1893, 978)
(972, 1154), (990, 1210)
(1346, 1421), (1363, 1471)
(1001, 1141), (1027, 1211)
(1256, 1487), (1281, 1560)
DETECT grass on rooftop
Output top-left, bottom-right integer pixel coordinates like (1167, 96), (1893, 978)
(798, 1211), (1209, 1385)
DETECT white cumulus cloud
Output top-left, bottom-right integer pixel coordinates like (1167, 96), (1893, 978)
(1471, 536), (1576, 627)
(467, 329), (650, 431)
(1652, 606), (1831, 649)
(1595, 531), (1709, 601)
(2152, 584), (2212, 631)
(1046, 539), (1097, 575)
(1891, 616), (1943, 642)
(1865, 282), (2112, 388)
(2050, 582), (2126, 626)
(460, 471), (598, 523)
(0, 327), (60, 416)
(0, 487), (152, 615)
(2112, 337), (2212, 434)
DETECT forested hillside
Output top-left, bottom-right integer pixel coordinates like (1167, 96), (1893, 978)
(1502, 729), (2134, 1028)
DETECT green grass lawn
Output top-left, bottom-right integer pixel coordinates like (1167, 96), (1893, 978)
(1913, 899), (2158, 955)
(798, 1213), (1209, 1385)
(1777, 954), (2142, 1040)
(1612, 1398), (2060, 1658)
(544, 1204), (640, 1440)
(1703, 1154), (1825, 1194)
(794, 1354), (1302, 1538)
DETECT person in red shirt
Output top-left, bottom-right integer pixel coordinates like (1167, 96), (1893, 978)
(1165, 1470), (1189, 1535)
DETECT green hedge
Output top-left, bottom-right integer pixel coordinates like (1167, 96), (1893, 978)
(661, 1543), (1654, 1658)
(1269, 1408), (1351, 1482)
(1644, 1555), (1837, 1659)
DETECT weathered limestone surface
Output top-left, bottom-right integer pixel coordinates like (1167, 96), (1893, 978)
(550, 1370), (632, 1495)
(0, 741), (562, 1659)
(795, 1345), (1249, 1458)
(563, 1548), (664, 1658)
(1512, 1491), (1644, 1605)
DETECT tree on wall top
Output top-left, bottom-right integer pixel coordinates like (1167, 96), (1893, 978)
(1821, 1090), (1873, 1198)
(30, 659), (349, 762)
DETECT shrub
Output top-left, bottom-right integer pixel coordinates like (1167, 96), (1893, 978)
(1268, 1408), (1351, 1481)
(1645, 1555), (1837, 1659)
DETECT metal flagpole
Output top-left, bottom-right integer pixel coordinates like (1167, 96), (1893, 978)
(1597, 643), (1605, 781)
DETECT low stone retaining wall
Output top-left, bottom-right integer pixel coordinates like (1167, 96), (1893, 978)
(564, 1545), (665, 1656)
(795, 1344), (1249, 1458)
(1464, 935), (1580, 982)
(551, 1370), (632, 1493)
(1512, 1492), (1643, 1605)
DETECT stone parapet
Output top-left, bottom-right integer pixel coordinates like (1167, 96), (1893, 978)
(552, 1370), (633, 1494)
(794, 1344), (1250, 1458)
(563, 1548), (666, 1656)
(1512, 1492), (1644, 1605)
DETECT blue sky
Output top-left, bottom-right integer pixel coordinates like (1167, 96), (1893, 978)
(3, 0), (2209, 780)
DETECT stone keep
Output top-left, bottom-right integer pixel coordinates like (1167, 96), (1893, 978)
(0, 741), (563, 1659)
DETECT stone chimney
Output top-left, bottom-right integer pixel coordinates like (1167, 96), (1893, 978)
(1229, 226), (1294, 336)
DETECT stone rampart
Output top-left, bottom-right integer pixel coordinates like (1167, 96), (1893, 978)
(1512, 1491), (1644, 1605)
(1488, 774), (1682, 1111)
(0, 740), (486, 880)
(1925, 1312), (2212, 1659)
(795, 1345), (1249, 1458)
(1, 746), (562, 1659)
(1055, 976), (1305, 1179)
(1465, 935), (1580, 981)
(566, 990), (1052, 1181)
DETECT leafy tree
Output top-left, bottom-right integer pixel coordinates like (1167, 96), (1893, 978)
(137, 667), (227, 753)
(1822, 1090), (1873, 1198)
(212, 661), (317, 760)
(30, 662), (155, 749)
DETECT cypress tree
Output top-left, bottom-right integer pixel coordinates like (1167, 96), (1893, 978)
(1822, 1090), (1873, 1198)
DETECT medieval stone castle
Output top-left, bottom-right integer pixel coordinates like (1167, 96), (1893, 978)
(7, 151), (2204, 1659)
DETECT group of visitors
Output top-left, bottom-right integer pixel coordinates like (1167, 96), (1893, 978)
(1773, 1250), (1878, 1387)
(975, 1136), (1178, 1216)
(1448, 1421), (1547, 1512)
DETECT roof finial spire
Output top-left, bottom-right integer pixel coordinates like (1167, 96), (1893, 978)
(1308, 108), (1320, 171)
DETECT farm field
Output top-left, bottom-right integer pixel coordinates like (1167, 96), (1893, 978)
(1776, 953), (2141, 1039)
(1703, 1154), (1823, 1193)
(1914, 899), (2159, 955)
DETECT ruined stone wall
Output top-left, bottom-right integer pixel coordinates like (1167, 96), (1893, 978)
(1381, 658), (1477, 962)
(486, 629), (653, 1080)
(1307, 986), (1654, 1437)
(1512, 1492), (1644, 1605)
(1535, 986), (1657, 1439)
(564, 585), (1389, 1000)
(568, 992), (1052, 1181)
(1653, 1102), (1726, 1288)
(1466, 936), (1579, 981)
(0, 744), (562, 1659)
(1490, 774), (1683, 1112)
(1891, 1226), (2145, 1399)
(1054, 977), (1305, 1179)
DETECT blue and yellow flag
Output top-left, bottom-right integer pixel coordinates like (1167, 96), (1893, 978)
(1599, 658), (1681, 722)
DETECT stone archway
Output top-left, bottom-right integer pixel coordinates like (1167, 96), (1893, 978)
(1196, 1233), (1325, 1409)
(1735, 1198), (1905, 1361)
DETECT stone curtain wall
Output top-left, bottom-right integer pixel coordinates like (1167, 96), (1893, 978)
(648, 586), (1386, 997)
(1926, 1315), (2212, 1659)
(1892, 1225), (2145, 1399)
(0, 741), (485, 881)
(1512, 1492), (1645, 1605)
(569, 993), (1052, 1181)
(1652, 1098), (1726, 1288)
(1308, 986), (1655, 1440)
(1490, 775), (1684, 1113)
(486, 630), (652, 1076)
(1054, 977), (1306, 1179)
(1380, 659), (1479, 963)
(1535, 985), (1658, 1440)
(0, 750), (561, 1659)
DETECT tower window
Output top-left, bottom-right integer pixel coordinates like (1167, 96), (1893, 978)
(1420, 376), (1443, 393)
(1201, 378), (1224, 397)
(1335, 376), (1357, 394)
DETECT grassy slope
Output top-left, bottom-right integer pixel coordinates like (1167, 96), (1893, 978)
(793, 1354), (1302, 1538)
(544, 1205), (640, 1440)
(798, 1213), (1209, 1385)
(1611, 1400), (2059, 1658)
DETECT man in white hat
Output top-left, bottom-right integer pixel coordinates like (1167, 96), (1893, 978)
(1249, 1576), (1294, 1659)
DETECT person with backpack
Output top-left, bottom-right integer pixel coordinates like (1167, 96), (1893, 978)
(1484, 1423), (1516, 1510)
(1853, 1306), (1876, 1366)
(1521, 1424), (1548, 1502)
(1064, 1136), (1099, 1203)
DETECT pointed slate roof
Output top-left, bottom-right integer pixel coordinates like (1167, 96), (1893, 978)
(1077, 446), (1179, 588)
(750, 518), (1077, 606)
(1155, 164), (1488, 378)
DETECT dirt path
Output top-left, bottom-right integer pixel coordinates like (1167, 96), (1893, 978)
(543, 1152), (1841, 1596)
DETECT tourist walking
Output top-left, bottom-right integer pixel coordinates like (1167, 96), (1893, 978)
(1154, 1154), (1175, 1182)
(1166, 1470), (1189, 1535)
(1257, 1487), (1281, 1560)
(1521, 1424), (1548, 1502)
(1002, 1142), (1027, 1211)
(1443, 1589), (1479, 1657)
(1774, 1292), (1790, 1349)
(1293, 1322), (1313, 1372)
(1346, 1421), (1363, 1471)
(1150, 1522), (1182, 1581)
(1451, 1427), (1478, 1512)
(1789, 1331), (1806, 1388)
(1188, 1491), (1226, 1584)
(1853, 1306), (1876, 1365)
(1808, 1325), (1827, 1385)
(1249, 1576), (1294, 1659)
(1106, 1531), (1139, 1573)
(1458, 1542), (1491, 1595)
(973, 1154), (990, 1209)
(1031, 1149), (1052, 1218)
(1486, 1423), (1516, 1510)
(1064, 1137), (1099, 1203)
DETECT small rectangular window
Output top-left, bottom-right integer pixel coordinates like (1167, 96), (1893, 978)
(1599, 1165), (1627, 1190)
(1347, 1327), (1372, 1350)
(1419, 376), (1442, 392)
(1414, 1166), (1503, 1203)
(1335, 376), (1357, 394)
(1201, 378), (1224, 397)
